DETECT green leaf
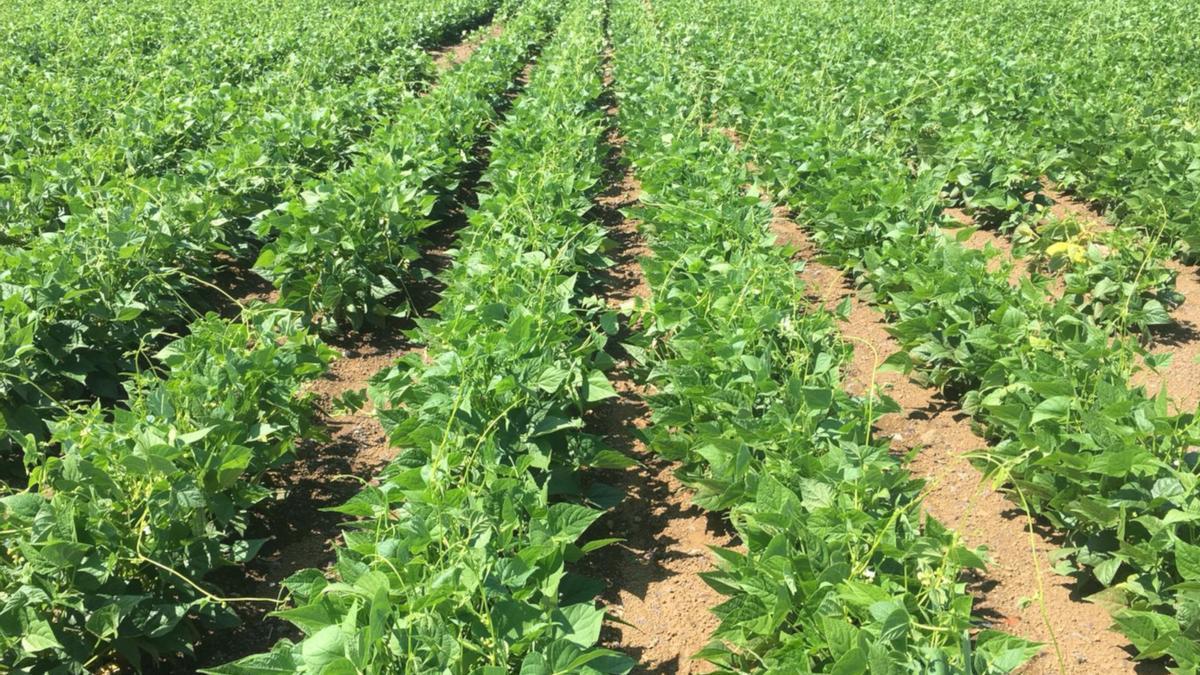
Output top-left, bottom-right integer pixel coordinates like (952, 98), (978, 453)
(547, 503), (603, 543)
(534, 366), (572, 393)
(299, 626), (345, 668)
(202, 644), (299, 675)
(973, 630), (1042, 672)
(1094, 556), (1122, 586)
(830, 647), (868, 675)
(21, 623), (62, 653)
(585, 370), (618, 402)
(557, 603), (606, 647)
(1030, 396), (1072, 425)
(1176, 540), (1200, 581)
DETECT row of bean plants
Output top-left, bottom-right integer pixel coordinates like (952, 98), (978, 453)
(607, 0), (1037, 671)
(676, 0), (1181, 340)
(251, 0), (552, 326)
(696, 0), (1200, 261)
(0, 1), (556, 671)
(0, 0), (346, 159)
(2, 0), (497, 243)
(210, 1), (637, 671)
(0, 308), (332, 671)
(0, 0), (530, 451)
(656, 0), (1200, 667)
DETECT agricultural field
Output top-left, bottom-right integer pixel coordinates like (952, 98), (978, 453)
(1, 0), (1199, 672)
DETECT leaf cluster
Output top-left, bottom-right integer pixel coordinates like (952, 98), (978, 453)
(0, 309), (332, 671)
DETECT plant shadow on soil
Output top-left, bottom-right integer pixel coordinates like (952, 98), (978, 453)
(1149, 309), (1200, 348)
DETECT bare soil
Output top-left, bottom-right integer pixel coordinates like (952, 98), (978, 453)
(1144, 262), (1200, 411)
(769, 206), (1140, 674)
(431, 21), (504, 71)
(585, 377), (735, 674)
(579, 48), (733, 674)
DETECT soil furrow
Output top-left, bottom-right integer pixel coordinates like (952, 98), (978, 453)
(721, 125), (1132, 671)
(769, 206), (1139, 674)
(1144, 260), (1200, 411)
(431, 20), (505, 72)
(580, 43), (731, 675)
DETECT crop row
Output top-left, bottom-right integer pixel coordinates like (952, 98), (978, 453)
(892, 0), (1200, 259)
(2, 0), (497, 244)
(0, 0), (565, 670)
(0, 308), (332, 670)
(673, 0), (1180, 341)
(691, 0), (1200, 261)
(209, 0), (636, 671)
(0, 0), (532, 452)
(606, 0), (1038, 671)
(251, 0), (547, 327)
(658, 0), (1200, 667)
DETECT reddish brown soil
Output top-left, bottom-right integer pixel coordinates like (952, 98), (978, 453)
(1040, 182), (1105, 224)
(769, 206), (1139, 674)
(580, 50), (732, 674)
(431, 21), (504, 71)
(1145, 262), (1200, 411)
(586, 376), (735, 674)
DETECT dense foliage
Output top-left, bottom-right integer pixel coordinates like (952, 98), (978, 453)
(655, 0), (1200, 667)
(3, 0), (1199, 671)
(211, 1), (636, 671)
(253, 0), (555, 326)
(0, 0), (500, 446)
(609, 0), (1036, 670)
(1, 309), (332, 670)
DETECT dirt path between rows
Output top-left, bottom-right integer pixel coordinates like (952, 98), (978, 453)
(1143, 259), (1200, 411)
(431, 20), (504, 71)
(769, 205), (1140, 674)
(580, 45), (732, 674)
(720, 124), (1136, 672)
